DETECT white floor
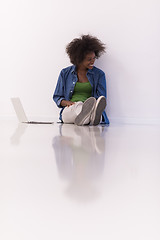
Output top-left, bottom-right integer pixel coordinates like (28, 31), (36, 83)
(1, 120), (160, 240)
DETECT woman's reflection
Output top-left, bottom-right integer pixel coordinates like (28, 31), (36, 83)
(52, 124), (107, 202)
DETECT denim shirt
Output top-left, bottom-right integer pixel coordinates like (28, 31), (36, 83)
(53, 65), (109, 124)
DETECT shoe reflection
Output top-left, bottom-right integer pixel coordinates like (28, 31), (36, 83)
(52, 124), (107, 202)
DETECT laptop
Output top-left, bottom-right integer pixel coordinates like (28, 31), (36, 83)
(11, 98), (54, 124)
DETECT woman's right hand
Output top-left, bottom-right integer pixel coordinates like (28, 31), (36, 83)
(60, 100), (75, 107)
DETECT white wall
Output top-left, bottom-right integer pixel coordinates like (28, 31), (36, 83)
(0, 0), (160, 123)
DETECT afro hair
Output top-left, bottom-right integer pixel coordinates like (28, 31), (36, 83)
(66, 34), (106, 66)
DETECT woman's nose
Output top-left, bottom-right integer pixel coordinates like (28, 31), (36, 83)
(90, 59), (95, 64)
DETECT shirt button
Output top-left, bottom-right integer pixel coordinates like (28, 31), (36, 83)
(71, 91), (73, 93)
(73, 82), (75, 84)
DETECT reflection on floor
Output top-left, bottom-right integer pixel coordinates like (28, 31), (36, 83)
(0, 120), (160, 240)
(52, 124), (106, 202)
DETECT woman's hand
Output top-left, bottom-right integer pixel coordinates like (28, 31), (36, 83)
(60, 100), (75, 107)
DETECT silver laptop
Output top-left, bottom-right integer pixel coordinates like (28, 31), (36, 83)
(11, 98), (54, 124)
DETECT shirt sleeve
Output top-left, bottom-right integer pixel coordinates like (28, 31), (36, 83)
(96, 71), (107, 98)
(96, 71), (109, 124)
(53, 70), (65, 108)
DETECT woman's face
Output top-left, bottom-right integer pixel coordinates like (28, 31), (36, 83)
(79, 52), (96, 70)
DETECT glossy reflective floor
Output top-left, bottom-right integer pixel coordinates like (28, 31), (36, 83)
(1, 120), (160, 240)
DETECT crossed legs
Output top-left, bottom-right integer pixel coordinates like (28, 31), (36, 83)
(62, 96), (106, 126)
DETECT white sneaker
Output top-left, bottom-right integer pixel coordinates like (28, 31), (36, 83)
(75, 97), (96, 126)
(90, 96), (106, 126)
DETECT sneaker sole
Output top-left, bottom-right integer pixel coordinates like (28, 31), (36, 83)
(92, 97), (106, 125)
(75, 97), (96, 126)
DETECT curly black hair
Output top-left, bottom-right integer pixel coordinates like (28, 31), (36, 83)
(66, 34), (106, 66)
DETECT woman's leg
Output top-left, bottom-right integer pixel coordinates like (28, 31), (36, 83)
(62, 97), (97, 125)
(75, 97), (96, 126)
(62, 101), (83, 124)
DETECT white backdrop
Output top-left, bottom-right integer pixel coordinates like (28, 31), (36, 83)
(0, 0), (160, 124)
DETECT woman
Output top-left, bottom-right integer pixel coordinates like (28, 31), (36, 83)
(53, 34), (109, 126)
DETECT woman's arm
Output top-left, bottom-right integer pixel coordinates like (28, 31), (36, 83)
(53, 70), (66, 108)
(96, 71), (107, 98)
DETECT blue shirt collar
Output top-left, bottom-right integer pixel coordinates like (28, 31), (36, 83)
(71, 65), (94, 75)
(71, 65), (76, 74)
